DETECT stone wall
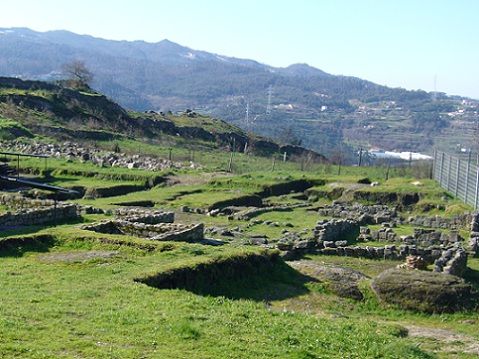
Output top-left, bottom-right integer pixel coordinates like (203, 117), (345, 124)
(313, 219), (360, 245)
(433, 245), (468, 277)
(0, 203), (79, 228)
(406, 214), (472, 230)
(315, 244), (444, 263)
(114, 208), (174, 224)
(82, 208), (203, 243)
(82, 220), (203, 242)
(316, 203), (472, 230)
(0, 193), (56, 209)
(116, 221), (203, 241)
(469, 212), (479, 257)
(361, 225), (462, 247)
(317, 204), (397, 225)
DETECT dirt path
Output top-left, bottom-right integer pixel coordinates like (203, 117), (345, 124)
(37, 250), (119, 263)
(405, 325), (479, 356)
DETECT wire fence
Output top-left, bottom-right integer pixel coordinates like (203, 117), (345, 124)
(433, 150), (479, 209)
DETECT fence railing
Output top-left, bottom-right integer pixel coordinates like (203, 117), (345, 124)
(433, 150), (479, 209)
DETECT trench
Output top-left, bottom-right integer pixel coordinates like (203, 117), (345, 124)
(135, 251), (313, 301)
(207, 179), (322, 211)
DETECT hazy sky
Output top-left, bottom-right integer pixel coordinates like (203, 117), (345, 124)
(1, 0), (478, 98)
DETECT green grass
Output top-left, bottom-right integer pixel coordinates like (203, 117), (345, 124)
(0, 233), (435, 358)
(18, 156), (167, 183)
(0, 117), (33, 139)
(44, 175), (143, 189)
(2, 136), (478, 357)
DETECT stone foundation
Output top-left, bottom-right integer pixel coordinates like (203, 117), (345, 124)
(0, 193), (57, 209)
(82, 208), (203, 242)
(433, 245), (468, 277)
(363, 225), (462, 247)
(313, 219), (360, 244)
(315, 244), (444, 263)
(0, 203), (79, 228)
(114, 208), (174, 224)
(316, 203), (472, 230)
(406, 214), (472, 230)
(317, 204), (397, 224)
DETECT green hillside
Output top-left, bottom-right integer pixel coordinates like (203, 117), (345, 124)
(0, 77), (326, 162)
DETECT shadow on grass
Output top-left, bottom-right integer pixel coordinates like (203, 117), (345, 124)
(0, 217), (88, 257)
(138, 252), (316, 301)
(0, 217), (85, 239)
(0, 234), (55, 257)
(464, 266), (479, 290)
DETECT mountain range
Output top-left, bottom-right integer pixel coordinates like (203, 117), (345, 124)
(0, 27), (477, 157)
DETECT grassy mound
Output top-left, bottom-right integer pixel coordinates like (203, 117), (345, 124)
(0, 117), (33, 140)
(372, 268), (478, 313)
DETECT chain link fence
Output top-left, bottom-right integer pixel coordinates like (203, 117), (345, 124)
(433, 150), (479, 209)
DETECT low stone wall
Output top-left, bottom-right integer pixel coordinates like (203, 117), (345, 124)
(316, 244), (444, 263)
(0, 193), (56, 209)
(115, 221), (203, 241)
(0, 203), (79, 228)
(406, 214), (472, 230)
(150, 224), (204, 242)
(83, 220), (203, 242)
(313, 219), (360, 245)
(469, 212), (479, 257)
(434, 245), (468, 276)
(361, 225), (462, 247)
(317, 204), (397, 225)
(114, 208), (174, 224)
(316, 203), (472, 230)
(472, 212), (479, 232)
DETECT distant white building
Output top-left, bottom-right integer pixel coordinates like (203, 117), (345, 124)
(369, 149), (432, 161)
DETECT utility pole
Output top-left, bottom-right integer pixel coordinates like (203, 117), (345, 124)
(244, 102), (250, 129)
(266, 85), (273, 116)
(227, 137), (236, 172)
(385, 159), (391, 180)
(358, 147), (363, 167)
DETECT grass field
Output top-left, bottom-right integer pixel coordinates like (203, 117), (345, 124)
(0, 142), (477, 358)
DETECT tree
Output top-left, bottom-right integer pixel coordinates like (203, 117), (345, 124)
(62, 60), (93, 87)
(278, 126), (302, 146)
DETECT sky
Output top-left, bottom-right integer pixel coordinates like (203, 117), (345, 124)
(1, 0), (478, 98)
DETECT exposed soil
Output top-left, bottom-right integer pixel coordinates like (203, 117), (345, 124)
(37, 250), (119, 263)
(406, 325), (479, 356)
(289, 260), (368, 300)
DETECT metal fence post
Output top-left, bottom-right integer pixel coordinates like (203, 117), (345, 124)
(465, 151), (472, 204)
(439, 152), (445, 185)
(446, 153), (452, 191)
(475, 166), (479, 209)
(455, 157), (460, 197)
